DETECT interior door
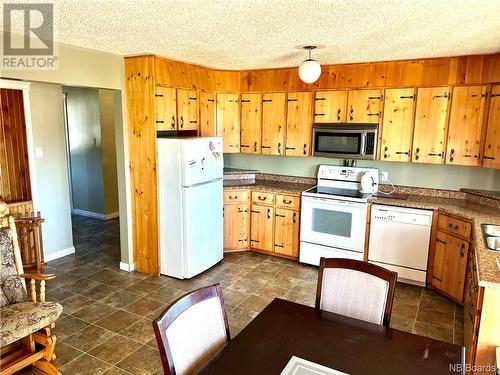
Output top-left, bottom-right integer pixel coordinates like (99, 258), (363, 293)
(250, 204), (274, 252)
(314, 91), (347, 123)
(262, 92), (286, 155)
(381, 88), (416, 162)
(200, 92), (216, 137)
(412, 87), (450, 164)
(155, 86), (177, 131)
(216, 93), (240, 153)
(177, 89), (198, 131)
(483, 85), (500, 169)
(240, 93), (262, 154)
(286, 92), (313, 157)
(446, 86), (487, 166)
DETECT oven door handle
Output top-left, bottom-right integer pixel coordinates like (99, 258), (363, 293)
(302, 196), (367, 207)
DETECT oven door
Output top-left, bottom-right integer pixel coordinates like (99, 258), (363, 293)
(312, 128), (364, 158)
(300, 195), (368, 252)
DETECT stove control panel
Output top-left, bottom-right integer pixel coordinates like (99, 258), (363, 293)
(317, 165), (378, 183)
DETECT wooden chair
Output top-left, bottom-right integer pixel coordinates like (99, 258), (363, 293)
(0, 201), (63, 375)
(315, 257), (397, 326)
(153, 283), (231, 375)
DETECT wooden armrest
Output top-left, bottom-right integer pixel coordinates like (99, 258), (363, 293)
(20, 273), (56, 281)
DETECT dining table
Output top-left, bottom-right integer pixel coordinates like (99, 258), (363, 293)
(198, 298), (464, 374)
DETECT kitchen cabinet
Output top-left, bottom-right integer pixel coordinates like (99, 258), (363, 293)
(274, 208), (300, 258)
(286, 92), (313, 157)
(446, 86), (487, 166)
(347, 89), (383, 124)
(483, 84), (500, 169)
(412, 87), (450, 164)
(314, 90), (347, 123)
(240, 93), (262, 154)
(262, 92), (286, 155)
(223, 189), (250, 251)
(154, 86), (177, 131)
(380, 88), (416, 162)
(430, 213), (471, 303)
(216, 93), (240, 153)
(200, 91), (216, 136)
(250, 204), (274, 252)
(176, 89), (198, 131)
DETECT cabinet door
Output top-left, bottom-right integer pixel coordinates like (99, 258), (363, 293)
(200, 92), (216, 137)
(177, 89), (198, 131)
(240, 93), (262, 154)
(432, 231), (469, 302)
(262, 92), (286, 155)
(446, 86), (487, 166)
(223, 204), (249, 250)
(412, 87), (450, 164)
(216, 93), (240, 153)
(274, 208), (299, 258)
(347, 89), (383, 124)
(250, 204), (274, 252)
(314, 91), (347, 123)
(483, 85), (500, 169)
(155, 86), (177, 131)
(381, 88), (416, 162)
(286, 92), (313, 157)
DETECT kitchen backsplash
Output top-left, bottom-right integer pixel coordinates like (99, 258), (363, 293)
(224, 154), (500, 192)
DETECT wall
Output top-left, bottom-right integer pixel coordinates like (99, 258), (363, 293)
(64, 86), (105, 214)
(29, 82), (74, 259)
(224, 154), (500, 191)
(99, 89), (119, 215)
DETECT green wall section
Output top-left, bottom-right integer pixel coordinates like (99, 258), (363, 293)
(224, 154), (500, 191)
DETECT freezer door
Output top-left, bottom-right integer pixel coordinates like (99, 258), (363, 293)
(182, 179), (223, 278)
(181, 137), (223, 187)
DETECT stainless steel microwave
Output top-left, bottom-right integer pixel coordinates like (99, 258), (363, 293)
(312, 124), (378, 159)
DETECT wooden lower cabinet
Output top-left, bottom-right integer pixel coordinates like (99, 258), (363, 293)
(250, 204), (274, 252)
(223, 204), (249, 250)
(274, 208), (299, 258)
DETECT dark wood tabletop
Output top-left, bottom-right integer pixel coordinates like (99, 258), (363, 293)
(198, 298), (464, 375)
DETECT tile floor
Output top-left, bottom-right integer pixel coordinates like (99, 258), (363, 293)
(20, 215), (464, 374)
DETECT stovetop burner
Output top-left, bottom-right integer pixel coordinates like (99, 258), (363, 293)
(303, 186), (372, 202)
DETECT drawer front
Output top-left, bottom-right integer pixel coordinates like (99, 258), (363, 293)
(275, 194), (300, 210)
(224, 190), (250, 204)
(252, 191), (275, 205)
(438, 214), (471, 238)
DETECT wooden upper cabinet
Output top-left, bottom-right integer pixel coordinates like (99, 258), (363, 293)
(285, 92), (313, 157)
(314, 91), (347, 123)
(176, 89), (198, 131)
(483, 85), (500, 169)
(412, 87), (450, 164)
(446, 86), (487, 166)
(199, 92), (216, 137)
(216, 93), (240, 153)
(154, 86), (177, 131)
(381, 88), (416, 162)
(240, 93), (262, 154)
(274, 208), (300, 258)
(262, 92), (286, 156)
(347, 89), (383, 124)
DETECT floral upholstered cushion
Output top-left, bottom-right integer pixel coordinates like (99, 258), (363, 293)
(0, 301), (63, 348)
(0, 228), (28, 307)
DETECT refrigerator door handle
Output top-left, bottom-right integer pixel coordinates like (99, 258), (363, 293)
(182, 177), (223, 188)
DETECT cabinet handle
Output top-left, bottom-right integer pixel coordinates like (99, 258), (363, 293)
(228, 195), (238, 200)
(292, 212), (297, 224)
(314, 113), (325, 116)
(257, 196), (267, 201)
(448, 223), (459, 230)
(436, 238), (447, 245)
(180, 116), (184, 128)
(415, 147), (420, 161)
(261, 145), (271, 149)
(241, 99), (251, 103)
(449, 149), (455, 162)
(432, 93), (450, 99)
(395, 151), (410, 155)
(287, 98), (298, 102)
(250, 239), (260, 243)
(337, 108), (341, 121)
(251, 209), (260, 213)
(171, 116), (176, 129)
(155, 94), (164, 97)
(267, 208), (271, 219)
(189, 97), (197, 100)
(399, 95), (415, 99)
(207, 98), (215, 102)
(277, 143), (282, 155)
(275, 244), (284, 248)
(276, 214), (286, 218)
(471, 93), (486, 98)
(189, 120), (197, 124)
(254, 142), (258, 152)
(460, 243), (465, 257)
(427, 152), (444, 158)
(367, 113), (381, 117)
(286, 147), (295, 150)
(349, 108), (354, 121)
(384, 146), (389, 159)
(368, 95), (383, 100)
(282, 199), (293, 204)
(483, 156), (495, 160)
(303, 144), (307, 155)
(263, 99), (272, 102)
(315, 97), (326, 101)
(156, 120), (164, 124)
(240, 144), (250, 148)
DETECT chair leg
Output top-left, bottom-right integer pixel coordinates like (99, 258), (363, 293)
(33, 360), (61, 375)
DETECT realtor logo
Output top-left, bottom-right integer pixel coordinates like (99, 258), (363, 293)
(2, 2), (58, 70)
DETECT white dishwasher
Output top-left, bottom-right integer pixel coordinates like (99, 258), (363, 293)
(368, 204), (433, 286)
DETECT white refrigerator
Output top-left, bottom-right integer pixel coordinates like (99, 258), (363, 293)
(157, 137), (224, 279)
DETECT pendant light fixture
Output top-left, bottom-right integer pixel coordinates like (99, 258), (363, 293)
(298, 46), (321, 84)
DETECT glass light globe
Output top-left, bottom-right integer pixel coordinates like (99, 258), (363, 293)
(298, 59), (321, 83)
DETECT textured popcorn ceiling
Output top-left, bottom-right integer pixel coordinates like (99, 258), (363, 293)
(2, 0), (500, 69)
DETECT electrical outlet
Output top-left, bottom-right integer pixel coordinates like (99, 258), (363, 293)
(381, 172), (389, 181)
(35, 147), (43, 159)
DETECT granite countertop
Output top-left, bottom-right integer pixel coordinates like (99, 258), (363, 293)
(371, 195), (500, 289)
(223, 168), (259, 175)
(223, 179), (314, 195)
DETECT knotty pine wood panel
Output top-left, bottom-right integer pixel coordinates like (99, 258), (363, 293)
(125, 56), (159, 275)
(0, 89), (31, 202)
(483, 85), (500, 169)
(199, 91), (216, 137)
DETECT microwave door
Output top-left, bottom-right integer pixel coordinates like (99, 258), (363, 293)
(313, 131), (362, 158)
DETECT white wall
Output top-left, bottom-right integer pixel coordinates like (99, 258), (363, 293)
(29, 82), (74, 259)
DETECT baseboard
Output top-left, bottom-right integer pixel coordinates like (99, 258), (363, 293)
(44, 246), (76, 262)
(119, 262), (135, 272)
(72, 209), (119, 221)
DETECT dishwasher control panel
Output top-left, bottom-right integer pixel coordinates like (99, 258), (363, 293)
(371, 205), (432, 226)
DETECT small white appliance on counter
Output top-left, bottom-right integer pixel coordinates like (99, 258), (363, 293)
(368, 204), (433, 286)
(300, 165), (379, 266)
(157, 137), (223, 279)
